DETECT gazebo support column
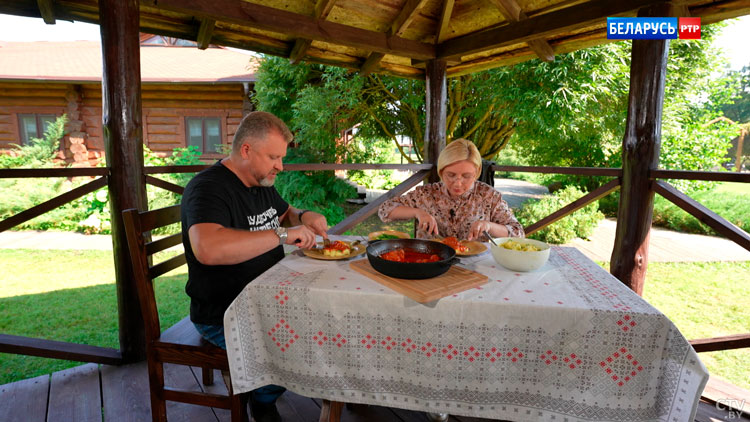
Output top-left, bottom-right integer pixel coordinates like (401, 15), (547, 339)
(99, 0), (147, 361)
(610, 4), (671, 294)
(424, 59), (447, 182)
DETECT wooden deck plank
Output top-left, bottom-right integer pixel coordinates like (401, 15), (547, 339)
(702, 376), (750, 413)
(277, 390), (321, 422)
(163, 363), (219, 421)
(189, 367), (230, 421)
(101, 362), (152, 422)
(0, 374), (49, 422)
(48, 363), (101, 422)
(0, 361), (746, 422)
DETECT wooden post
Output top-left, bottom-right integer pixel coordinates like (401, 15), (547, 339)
(610, 4), (671, 294)
(99, 0), (148, 361)
(424, 59), (447, 182)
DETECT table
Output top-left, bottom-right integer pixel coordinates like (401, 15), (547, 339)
(225, 238), (707, 422)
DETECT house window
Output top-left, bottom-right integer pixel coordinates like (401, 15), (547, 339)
(18, 114), (57, 145)
(186, 117), (221, 153)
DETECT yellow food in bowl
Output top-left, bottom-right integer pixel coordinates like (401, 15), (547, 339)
(501, 239), (541, 252)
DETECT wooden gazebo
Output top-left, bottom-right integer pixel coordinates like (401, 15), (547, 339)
(1, 0), (749, 409)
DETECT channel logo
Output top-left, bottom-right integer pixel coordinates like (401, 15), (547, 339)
(607, 17), (701, 40)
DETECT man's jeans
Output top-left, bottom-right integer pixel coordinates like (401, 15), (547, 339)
(194, 323), (285, 404)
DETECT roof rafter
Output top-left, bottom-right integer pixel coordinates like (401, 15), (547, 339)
(289, 0), (337, 64)
(145, 0), (435, 60)
(487, 0), (554, 62)
(438, 0), (659, 61)
(196, 18), (215, 50)
(36, 0), (54, 24)
(436, 0), (455, 44)
(359, 0), (429, 75)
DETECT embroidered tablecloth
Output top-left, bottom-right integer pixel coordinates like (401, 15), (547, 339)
(225, 240), (707, 422)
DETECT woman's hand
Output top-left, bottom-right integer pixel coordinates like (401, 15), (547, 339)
(415, 209), (439, 237)
(468, 220), (504, 241)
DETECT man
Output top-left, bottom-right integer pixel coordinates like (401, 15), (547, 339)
(181, 111), (327, 422)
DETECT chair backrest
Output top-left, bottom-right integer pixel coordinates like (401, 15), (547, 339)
(122, 204), (186, 343)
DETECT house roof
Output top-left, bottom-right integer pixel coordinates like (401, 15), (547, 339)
(0, 41), (259, 83)
(1, 0), (748, 79)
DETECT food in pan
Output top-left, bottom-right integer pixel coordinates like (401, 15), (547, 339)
(379, 248), (441, 263)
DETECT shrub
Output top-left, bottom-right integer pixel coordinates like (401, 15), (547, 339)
(0, 115), (68, 168)
(515, 185), (604, 244)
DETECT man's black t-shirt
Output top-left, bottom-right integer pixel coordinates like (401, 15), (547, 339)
(181, 161), (289, 325)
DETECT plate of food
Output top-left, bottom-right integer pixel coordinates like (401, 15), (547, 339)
(302, 240), (367, 260)
(440, 236), (487, 256)
(368, 230), (411, 242)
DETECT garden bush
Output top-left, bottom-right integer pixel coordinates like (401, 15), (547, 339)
(515, 185), (604, 244)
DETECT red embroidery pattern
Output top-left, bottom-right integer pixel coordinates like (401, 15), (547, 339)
(616, 314), (637, 332)
(600, 347), (643, 387)
(274, 290), (289, 305)
(313, 331), (347, 348)
(267, 319), (299, 352)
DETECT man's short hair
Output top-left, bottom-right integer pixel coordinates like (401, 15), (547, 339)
(232, 111), (293, 153)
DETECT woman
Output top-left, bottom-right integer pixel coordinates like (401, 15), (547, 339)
(378, 138), (524, 242)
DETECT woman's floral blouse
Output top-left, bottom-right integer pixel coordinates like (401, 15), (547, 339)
(378, 181), (525, 241)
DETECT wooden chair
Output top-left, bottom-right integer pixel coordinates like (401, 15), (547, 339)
(122, 205), (250, 422)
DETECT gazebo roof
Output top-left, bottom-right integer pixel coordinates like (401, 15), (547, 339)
(1, 0), (748, 79)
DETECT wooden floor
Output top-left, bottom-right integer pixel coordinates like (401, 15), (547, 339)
(0, 361), (748, 422)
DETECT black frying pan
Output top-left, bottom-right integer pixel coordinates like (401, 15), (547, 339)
(366, 239), (459, 279)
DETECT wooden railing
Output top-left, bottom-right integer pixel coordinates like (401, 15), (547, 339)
(1, 164), (748, 364)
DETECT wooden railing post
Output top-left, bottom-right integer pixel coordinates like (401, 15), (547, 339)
(610, 4), (671, 294)
(100, 0), (148, 361)
(424, 59), (447, 183)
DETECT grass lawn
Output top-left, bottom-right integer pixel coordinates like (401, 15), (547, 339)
(1, 248), (748, 391)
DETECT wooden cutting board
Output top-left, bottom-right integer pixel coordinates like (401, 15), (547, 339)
(349, 259), (488, 303)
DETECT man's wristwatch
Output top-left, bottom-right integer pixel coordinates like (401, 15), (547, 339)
(274, 226), (288, 245)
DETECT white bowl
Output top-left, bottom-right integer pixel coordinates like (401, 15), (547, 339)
(490, 237), (551, 272)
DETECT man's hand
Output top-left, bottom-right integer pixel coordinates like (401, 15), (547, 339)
(287, 225), (317, 249)
(300, 211), (329, 240)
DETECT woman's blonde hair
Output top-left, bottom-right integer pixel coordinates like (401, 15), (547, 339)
(437, 138), (482, 180)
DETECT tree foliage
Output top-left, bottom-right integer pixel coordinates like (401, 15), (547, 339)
(254, 22), (739, 196)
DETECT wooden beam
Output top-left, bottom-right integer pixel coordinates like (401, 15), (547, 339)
(99, 0), (148, 362)
(328, 169), (430, 234)
(690, 333), (750, 353)
(438, 0), (657, 61)
(436, 0), (455, 43)
(610, 3), (671, 295)
(314, 0), (337, 20)
(0, 334), (123, 365)
(654, 180), (750, 252)
(490, 165), (622, 177)
(147, 0), (434, 60)
(424, 59), (447, 183)
(651, 169), (750, 183)
(36, 0), (55, 24)
(0, 167), (108, 178)
(360, 52), (385, 75)
(0, 177), (107, 233)
(289, 39), (312, 64)
(145, 175), (185, 195)
(196, 17), (215, 50)
(524, 178), (620, 235)
(359, 0), (429, 75)
(390, 0), (429, 37)
(288, 0), (338, 64)
(487, 0), (554, 62)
